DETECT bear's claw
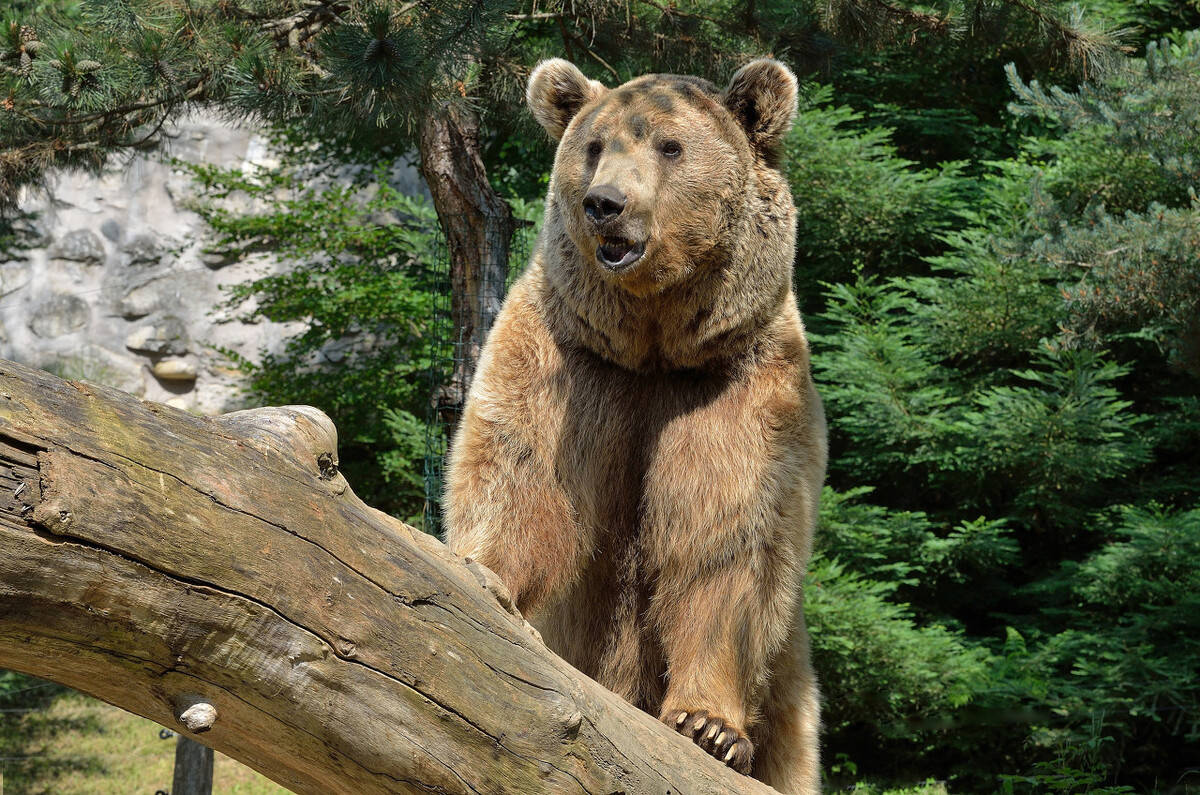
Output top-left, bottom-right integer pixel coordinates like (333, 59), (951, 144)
(661, 709), (753, 774)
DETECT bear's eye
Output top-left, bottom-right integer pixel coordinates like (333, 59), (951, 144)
(660, 140), (682, 158)
(587, 141), (603, 159)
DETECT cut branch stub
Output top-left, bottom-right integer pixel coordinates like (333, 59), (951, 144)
(175, 697), (219, 733)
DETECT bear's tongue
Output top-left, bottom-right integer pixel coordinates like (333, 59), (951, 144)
(597, 237), (644, 269)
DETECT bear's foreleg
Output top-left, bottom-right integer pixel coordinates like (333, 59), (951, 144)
(647, 541), (799, 775)
(445, 434), (587, 613)
(444, 289), (592, 615)
(639, 374), (812, 779)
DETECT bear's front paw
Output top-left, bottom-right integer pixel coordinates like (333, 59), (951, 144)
(660, 709), (753, 774)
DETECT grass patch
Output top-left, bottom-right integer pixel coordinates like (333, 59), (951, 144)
(0, 687), (290, 794)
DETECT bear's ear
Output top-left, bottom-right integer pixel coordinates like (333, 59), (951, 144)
(723, 59), (798, 158)
(527, 58), (607, 141)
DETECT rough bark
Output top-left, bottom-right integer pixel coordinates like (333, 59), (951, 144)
(418, 102), (516, 420)
(0, 359), (774, 795)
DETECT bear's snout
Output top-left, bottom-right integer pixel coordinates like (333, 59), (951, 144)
(583, 184), (627, 224)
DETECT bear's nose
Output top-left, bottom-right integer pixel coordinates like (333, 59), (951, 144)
(583, 185), (627, 223)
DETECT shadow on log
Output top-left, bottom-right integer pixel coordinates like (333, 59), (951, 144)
(0, 359), (775, 794)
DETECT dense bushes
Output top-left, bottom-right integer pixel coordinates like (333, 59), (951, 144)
(798, 32), (1200, 791)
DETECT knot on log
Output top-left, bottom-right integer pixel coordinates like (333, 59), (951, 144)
(215, 405), (344, 491)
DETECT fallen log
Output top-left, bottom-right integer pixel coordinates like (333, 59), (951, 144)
(0, 359), (772, 794)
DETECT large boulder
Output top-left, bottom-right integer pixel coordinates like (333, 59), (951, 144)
(49, 229), (106, 265)
(125, 315), (190, 356)
(28, 294), (90, 338)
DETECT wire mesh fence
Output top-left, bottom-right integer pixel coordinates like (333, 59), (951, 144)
(0, 674), (198, 793)
(421, 213), (531, 536)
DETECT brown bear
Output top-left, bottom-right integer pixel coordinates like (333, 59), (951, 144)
(444, 57), (826, 794)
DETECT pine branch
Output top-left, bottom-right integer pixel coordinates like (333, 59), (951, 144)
(259, 1), (352, 49)
(1, 2), (358, 211)
(818, 0), (953, 45)
(505, 12), (562, 21)
(860, 0), (952, 35)
(636, 0), (727, 27)
(1001, 0), (1133, 78)
(819, 0), (1127, 77)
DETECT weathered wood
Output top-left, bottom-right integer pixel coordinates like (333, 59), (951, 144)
(173, 735), (214, 795)
(0, 359), (774, 795)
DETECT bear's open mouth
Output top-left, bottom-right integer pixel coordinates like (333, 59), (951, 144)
(596, 237), (646, 270)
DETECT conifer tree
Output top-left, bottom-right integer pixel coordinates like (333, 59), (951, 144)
(2, 0), (1136, 219)
(2, 0), (1132, 393)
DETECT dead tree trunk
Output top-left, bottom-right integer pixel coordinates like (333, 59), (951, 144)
(418, 102), (516, 422)
(0, 359), (774, 795)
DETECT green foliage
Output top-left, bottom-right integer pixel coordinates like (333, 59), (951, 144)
(816, 276), (1152, 531)
(785, 85), (970, 302)
(999, 34), (1200, 375)
(955, 351), (1151, 527)
(0, 671), (62, 710)
(914, 163), (1062, 365)
(1053, 202), (1200, 375)
(2, 0), (1140, 210)
(0, 208), (39, 261)
(803, 28), (1200, 790)
(1008, 35), (1200, 202)
(1080, 0), (1200, 37)
(184, 151), (442, 524)
(0, 0), (515, 204)
(810, 488), (1002, 737)
(809, 278), (958, 487)
(807, 555), (992, 728)
(845, 780), (950, 795)
(1027, 504), (1200, 767)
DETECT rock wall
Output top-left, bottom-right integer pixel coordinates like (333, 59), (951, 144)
(3, 115), (299, 415)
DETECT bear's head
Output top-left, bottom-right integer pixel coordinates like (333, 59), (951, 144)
(528, 58), (798, 298)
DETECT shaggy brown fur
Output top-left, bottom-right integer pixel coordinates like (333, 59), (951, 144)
(444, 58), (826, 794)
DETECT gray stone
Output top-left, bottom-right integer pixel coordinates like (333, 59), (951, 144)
(201, 248), (239, 269)
(100, 219), (123, 242)
(124, 233), (164, 265)
(29, 294), (90, 338)
(152, 357), (198, 381)
(49, 229), (105, 265)
(0, 262), (31, 297)
(8, 216), (52, 249)
(10, 112), (421, 417)
(41, 345), (145, 396)
(117, 280), (166, 318)
(126, 315), (189, 356)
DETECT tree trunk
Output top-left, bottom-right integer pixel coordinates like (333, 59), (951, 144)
(0, 359), (775, 795)
(417, 102), (515, 421)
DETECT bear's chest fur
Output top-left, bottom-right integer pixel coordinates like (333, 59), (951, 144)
(546, 348), (732, 528)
